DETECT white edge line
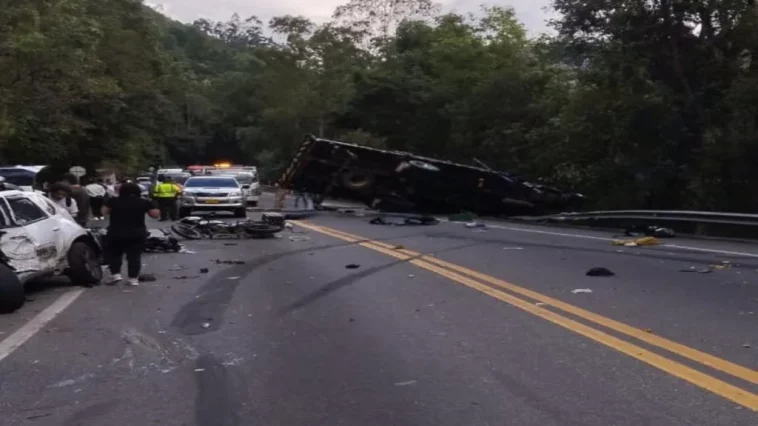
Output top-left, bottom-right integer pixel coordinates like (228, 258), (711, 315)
(0, 288), (85, 363)
(444, 220), (758, 258)
(661, 244), (758, 259)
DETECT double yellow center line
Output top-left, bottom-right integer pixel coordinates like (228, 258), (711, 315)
(292, 220), (758, 411)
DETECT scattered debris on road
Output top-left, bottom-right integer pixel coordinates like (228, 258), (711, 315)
(144, 229), (183, 252)
(392, 245), (405, 250)
(369, 215), (438, 226)
(216, 259), (245, 265)
(742, 343), (751, 349)
(624, 225), (675, 238)
(289, 235), (311, 242)
(586, 267), (615, 277)
(502, 247), (524, 250)
(394, 380), (417, 386)
(200, 268), (209, 274)
(680, 267), (712, 273)
(612, 236), (658, 247)
(571, 288), (593, 294)
(227, 276), (241, 280)
(345, 264), (361, 269)
(138, 273), (157, 282)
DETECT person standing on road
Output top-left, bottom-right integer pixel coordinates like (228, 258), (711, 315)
(294, 190), (308, 209)
(48, 182), (78, 222)
(60, 173), (90, 227)
(101, 182), (160, 286)
(85, 178), (107, 220)
(152, 175), (181, 221)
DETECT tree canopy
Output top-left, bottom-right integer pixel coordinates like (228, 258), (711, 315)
(2, 0), (758, 211)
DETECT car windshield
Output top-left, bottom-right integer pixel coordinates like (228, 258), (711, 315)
(184, 178), (238, 188)
(0, 169), (35, 187)
(233, 174), (252, 185)
(166, 174), (190, 185)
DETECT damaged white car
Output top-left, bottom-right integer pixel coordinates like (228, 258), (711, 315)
(0, 189), (102, 313)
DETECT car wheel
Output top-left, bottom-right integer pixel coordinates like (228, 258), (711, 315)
(234, 208), (247, 218)
(67, 242), (103, 287)
(179, 208), (191, 218)
(0, 263), (24, 314)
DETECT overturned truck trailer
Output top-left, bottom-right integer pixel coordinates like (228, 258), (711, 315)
(277, 135), (585, 216)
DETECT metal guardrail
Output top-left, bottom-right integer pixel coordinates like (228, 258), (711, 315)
(527, 210), (758, 227)
(511, 209), (758, 241)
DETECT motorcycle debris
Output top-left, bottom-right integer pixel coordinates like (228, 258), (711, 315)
(586, 267), (614, 277)
(138, 273), (157, 282)
(345, 264), (361, 269)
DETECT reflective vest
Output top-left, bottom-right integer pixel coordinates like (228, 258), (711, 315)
(153, 182), (178, 198)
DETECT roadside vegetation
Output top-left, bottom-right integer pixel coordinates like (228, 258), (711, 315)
(1, 0), (757, 211)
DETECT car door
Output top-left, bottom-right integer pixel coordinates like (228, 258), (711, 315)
(31, 193), (78, 262)
(3, 194), (60, 272)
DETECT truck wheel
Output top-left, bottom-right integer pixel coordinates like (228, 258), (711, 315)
(0, 263), (24, 314)
(341, 171), (375, 191)
(67, 242), (102, 287)
(234, 208), (247, 218)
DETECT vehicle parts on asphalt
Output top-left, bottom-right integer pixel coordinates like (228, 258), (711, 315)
(170, 216), (283, 240)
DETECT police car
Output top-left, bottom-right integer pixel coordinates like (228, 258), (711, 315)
(0, 186), (102, 313)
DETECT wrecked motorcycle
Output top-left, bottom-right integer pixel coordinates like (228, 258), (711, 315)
(171, 216), (283, 240)
(144, 229), (182, 252)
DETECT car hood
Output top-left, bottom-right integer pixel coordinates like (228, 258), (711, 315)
(184, 187), (239, 193)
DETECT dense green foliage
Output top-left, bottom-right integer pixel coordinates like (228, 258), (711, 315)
(2, 0), (758, 210)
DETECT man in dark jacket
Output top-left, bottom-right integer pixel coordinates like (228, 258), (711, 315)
(60, 173), (90, 227)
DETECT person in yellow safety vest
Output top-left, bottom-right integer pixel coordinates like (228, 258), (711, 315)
(152, 175), (182, 221)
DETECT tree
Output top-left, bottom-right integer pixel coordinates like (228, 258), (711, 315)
(333, 0), (440, 48)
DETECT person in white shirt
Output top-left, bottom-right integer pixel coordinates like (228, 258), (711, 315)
(48, 183), (78, 221)
(85, 178), (107, 220)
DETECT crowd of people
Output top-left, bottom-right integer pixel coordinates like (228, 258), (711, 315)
(44, 174), (160, 287)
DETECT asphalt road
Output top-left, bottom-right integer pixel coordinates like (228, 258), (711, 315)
(1, 195), (757, 425)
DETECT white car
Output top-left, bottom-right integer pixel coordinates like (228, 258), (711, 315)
(0, 189), (103, 313)
(178, 176), (248, 218)
(208, 171), (260, 207)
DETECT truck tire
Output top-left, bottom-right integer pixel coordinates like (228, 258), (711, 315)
(341, 171), (375, 191)
(0, 263), (24, 314)
(67, 242), (103, 287)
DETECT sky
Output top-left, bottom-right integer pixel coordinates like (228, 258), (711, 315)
(147, 0), (555, 35)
